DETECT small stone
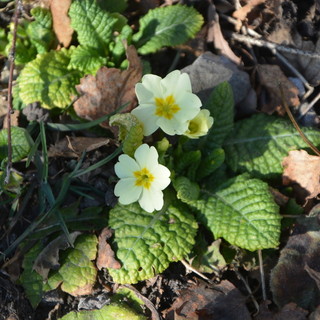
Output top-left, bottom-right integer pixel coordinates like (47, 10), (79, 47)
(181, 52), (254, 107)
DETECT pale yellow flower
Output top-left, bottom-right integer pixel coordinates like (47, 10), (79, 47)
(183, 109), (214, 139)
(132, 70), (202, 136)
(114, 144), (171, 212)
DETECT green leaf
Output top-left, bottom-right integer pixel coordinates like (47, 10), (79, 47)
(27, 7), (54, 54)
(0, 127), (33, 162)
(224, 113), (320, 179)
(175, 149), (201, 178)
(6, 22), (37, 65)
(173, 176), (200, 202)
(133, 4), (203, 54)
(69, 0), (118, 52)
(59, 302), (147, 320)
(190, 174), (281, 251)
(97, 0), (127, 13)
(68, 45), (107, 74)
(109, 113), (143, 157)
(19, 242), (44, 308)
(45, 234), (98, 296)
(108, 202), (198, 284)
(17, 48), (83, 109)
(205, 82), (234, 147)
(111, 25), (133, 66)
(197, 148), (225, 180)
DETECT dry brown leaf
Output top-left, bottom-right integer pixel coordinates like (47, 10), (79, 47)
(207, 3), (241, 65)
(163, 280), (251, 320)
(282, 150), (320, 200)
(232, 0), (266, 21)
(33, 232), (81, 280)
(50, 0), (73, 47)
(257, 64), (300, 115)
(73, 45), (143, 127)
(48, 136), (111, 158)
(96, 228), (121, 270)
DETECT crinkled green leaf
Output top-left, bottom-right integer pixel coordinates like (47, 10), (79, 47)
(45, 234), (98, 296)
(224, 113), (320, 179)
(19, 242), (44, 308)
(133, 5), (203, 54)
(109, 113), (143, 157)
(108, 202), (198, 284)
(27, 7), (54, 54)
(17, 48), (83, 109)
(197, 148), (225, 180)
(0, 28), (8, 54)
(111, 25), (133, 66)
(6, 22), (37, 65)
(173, 176), (200, 202)
(205, 82), (234, 147)
(190, 174), (281, 251)
(174, 149), (201, 181)
(0, 126), (33, 162)
(97, 0), (127, 13)
(69, 45), (107, 74)
(69, 0), (118, 52)
(59, 302), (146, 320)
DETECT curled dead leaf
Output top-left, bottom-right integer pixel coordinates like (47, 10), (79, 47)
(48, 136), (111, 158)
(282, 150), (320, 201)
(50, 0), (73, 47)
(73, 45), (143, 128)
(96, 228), (121, 270)
(257, 64), (300, 115)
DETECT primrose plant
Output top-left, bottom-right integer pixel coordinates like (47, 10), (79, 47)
(113, 70), (213, 213)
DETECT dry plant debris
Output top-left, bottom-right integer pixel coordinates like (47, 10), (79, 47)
(282, 150), (320, 200)
(257, 64), (300, 114)
(73, 45), (143, 126)
(50, 0), (73, 48)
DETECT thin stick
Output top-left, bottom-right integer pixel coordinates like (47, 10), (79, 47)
(280, 85), (320, 157)
(234, 268), (259, 313)
(5, 0), (21, 184)
(121, 284), (161, 320)
(181, 259), (213, 282)
(258, 249), (267, 301)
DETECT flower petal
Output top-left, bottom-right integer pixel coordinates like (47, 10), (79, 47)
(152, 164), (171, 190)
(157, 116), (188, 135)
(134, 145), (159, 170)
(115, 154), (139, 179)
(175, 92), (202, 122)
(114, 178), (141, 205)
(139, 74), (163, 99)
(132, 105), (159, 136)
(160, 70), (181, 93)
(164, 71), (192, 96)
(139, 187), (164, 212)
(135, 83), (154, 104)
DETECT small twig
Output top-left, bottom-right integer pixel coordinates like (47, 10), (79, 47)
(230, 32), (320, 59)
(120, 284), (161, 320)
(4, 0), (22, 184)
(258, 249), (266, 301)
(181, 259), (212, 282)
(234, 269), (260, 314)
(220, 14), (314, 98)
(280, 85), (320, 157)
(298, 91), (320, 119)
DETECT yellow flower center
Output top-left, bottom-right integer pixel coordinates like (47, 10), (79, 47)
(134, 167), (155, 189)
(154, 95), (180, 120)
